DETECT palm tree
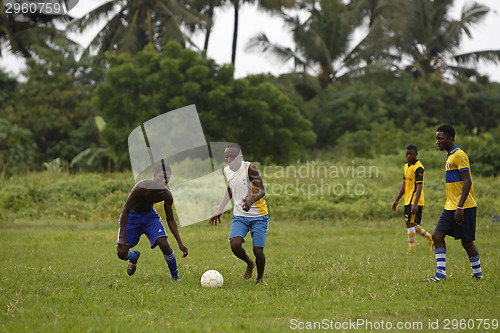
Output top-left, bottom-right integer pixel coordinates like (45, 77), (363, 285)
(0, 1), (72, 58)
(366, 0), (500, 78)
(246, 0), (363, 87)
(200, 0), (219, 51)
(184, 0), (227, 51)
(230, 0), (296, 65)
(69, 0), (207, 55)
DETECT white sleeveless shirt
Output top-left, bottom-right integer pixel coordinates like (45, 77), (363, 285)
(223, 161), (268, 217)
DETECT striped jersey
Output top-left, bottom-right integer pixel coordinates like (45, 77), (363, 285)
(224, 161), (268, 217)
(404, 160), (424, 206)
(444, 146), (476, 210)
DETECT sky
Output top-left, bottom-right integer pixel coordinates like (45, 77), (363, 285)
(1, 0), (499, 81)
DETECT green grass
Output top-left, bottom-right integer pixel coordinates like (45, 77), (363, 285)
(1, 217), (499, 332)
(1, 156), (499, 332)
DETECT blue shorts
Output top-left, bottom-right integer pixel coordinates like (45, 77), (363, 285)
(117, 208), (167, 249)
(229, 214), (269, 248)
(435, 207), (477, 241)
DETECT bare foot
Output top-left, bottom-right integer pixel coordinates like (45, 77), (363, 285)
(244, 262), (256, 279)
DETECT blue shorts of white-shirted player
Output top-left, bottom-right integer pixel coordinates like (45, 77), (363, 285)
(229, 214), (270, 248)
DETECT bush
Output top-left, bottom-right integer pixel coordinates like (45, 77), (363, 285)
(337, 122), (500, 176)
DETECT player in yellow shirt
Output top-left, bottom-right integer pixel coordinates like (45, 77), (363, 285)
(392, 145), (434, 253)
(423, 125), (482, 282)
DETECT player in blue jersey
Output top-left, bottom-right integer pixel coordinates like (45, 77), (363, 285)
(117, 163), (188, 279)
(422, 125), (482, 282)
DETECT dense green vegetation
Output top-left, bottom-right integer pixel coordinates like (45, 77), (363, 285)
(94, 42), (315, 167)
(1, 154), (498, 224)
(2, 0), (500, 178)
(2, 1), (499, 331)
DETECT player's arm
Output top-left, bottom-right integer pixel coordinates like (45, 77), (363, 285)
(210, 187), (232, 226)
(411, 167), (424, 214)
(242, 163), (266, 212)
(392, 182), (405, 211)
(163, 190), (188, 257)
(454, 169), (472, 224)
(411, 183), (422, 214)
(118, 187), (138, 243)
(117, 186), (138, 255)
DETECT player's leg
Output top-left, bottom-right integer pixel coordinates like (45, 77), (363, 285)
(229, 216), (255, 279)
(432, 231), (447, 278)
(117, 243), (140, 264)
(463, 241), (482, 280)
(144, 211), (180, 280)
(250, 214), (269, 283)
(230, 236), (255, 279)
(253, 246), (265, 283)
(116, 221), (142, 276)
(405, 222), (416, 253)
(116, 242), (131, 260)
(422, 210), (451, 282)
(404, 206), (416, 252)
(413, 207), (434, 250)
(156, 236), (180, 280)
(460, 207), (482, 279)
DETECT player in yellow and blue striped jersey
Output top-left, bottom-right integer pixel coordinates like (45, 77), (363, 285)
(422, 125), (482, 282)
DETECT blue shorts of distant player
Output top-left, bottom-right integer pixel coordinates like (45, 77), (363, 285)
(117, 208), (167, 249)
(229, 214), (269, 248)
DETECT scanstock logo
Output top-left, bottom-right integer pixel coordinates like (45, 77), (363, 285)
(128, 105), (234, 227)
(2, 0), (79, 33)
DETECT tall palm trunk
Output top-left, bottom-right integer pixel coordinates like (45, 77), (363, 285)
(204, 0), (215, 51)
(231, 0), (240, 65)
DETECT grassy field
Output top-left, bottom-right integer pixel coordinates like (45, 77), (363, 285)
(1, 217), (499, 332)
(1, 155), (499, 332)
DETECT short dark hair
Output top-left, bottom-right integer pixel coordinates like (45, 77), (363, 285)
(226, 143), (241, 153)
(437, 124), (455, 140)
(154, 161), (172, 175)
(406, 144), (418, 153)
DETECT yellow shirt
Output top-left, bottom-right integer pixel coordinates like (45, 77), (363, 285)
(444, 147), (476, 210)
(404, 160), (424, 206)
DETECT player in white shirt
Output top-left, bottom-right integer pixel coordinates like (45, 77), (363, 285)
(210, 143), (269, 283)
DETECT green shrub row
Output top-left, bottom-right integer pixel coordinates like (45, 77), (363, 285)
(1, 155), (497, 223)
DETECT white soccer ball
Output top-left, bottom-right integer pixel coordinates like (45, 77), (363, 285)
(201, 269), (223, 288)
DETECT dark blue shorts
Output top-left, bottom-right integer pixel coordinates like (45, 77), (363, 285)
(435, 207), (477, 241)
(117, 208), (167, 249)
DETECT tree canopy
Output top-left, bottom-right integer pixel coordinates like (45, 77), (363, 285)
(2, 0), (500, 176)
(94, 41), (316, 168)
(69, 0), (207, 55)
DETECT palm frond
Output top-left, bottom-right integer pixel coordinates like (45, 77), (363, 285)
(246, 32), (307, 69)
(446, 65), (480, 78)
(454, 50), (500, 65)
(67, 1), (118, 33)
(458, 3), (490, 39)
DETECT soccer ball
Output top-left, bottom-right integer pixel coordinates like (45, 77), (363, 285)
(201, 270), (223, 288)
